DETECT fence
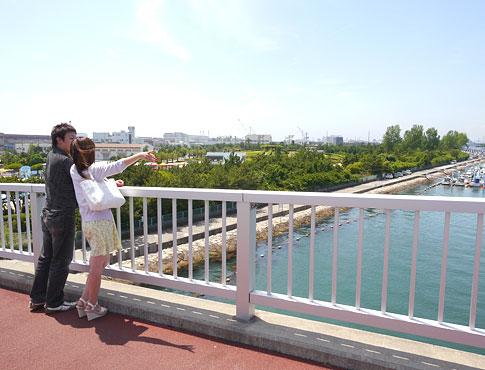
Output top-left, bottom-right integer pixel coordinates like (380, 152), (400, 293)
(0, 182), (484, 349)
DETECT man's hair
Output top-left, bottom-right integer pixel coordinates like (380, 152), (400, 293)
(71, 137), (96, 179)
(51, 122), (77, 148)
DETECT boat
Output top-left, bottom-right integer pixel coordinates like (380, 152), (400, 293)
(471, 170), (482, 187)
(442, 176), (452, 185)
(454, 175), (466, 186)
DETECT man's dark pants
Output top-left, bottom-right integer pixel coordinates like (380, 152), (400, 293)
(30, 209), (75, 308)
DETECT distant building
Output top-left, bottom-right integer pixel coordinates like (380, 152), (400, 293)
(163, 132), (187, 145)
(94, 143), (153, 161)
(148, 137), (168, 148)
(92, 132), (108, 142)
(206, 152), (246, 164)
(245, 134), (272, 144)
(163, 132), (210, 146)
(0, 133), (51, 153)
(188, 134), (210, 145)
(93, 126), (136, 144)
(213, 136), (243, 144)
(15, 142), (51, 153)
(324, 135), (344, 145)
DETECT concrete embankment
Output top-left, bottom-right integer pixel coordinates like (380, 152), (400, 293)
(133, 159), (479, 275)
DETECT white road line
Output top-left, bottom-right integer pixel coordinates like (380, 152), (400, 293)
(421, 362), (440, 368)
(365, 349), (381, 354)
(340, 343), (354, 348)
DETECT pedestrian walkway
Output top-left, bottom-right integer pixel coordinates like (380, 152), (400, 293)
(2, 260), (484, 369)
(0, 288), (331, 370)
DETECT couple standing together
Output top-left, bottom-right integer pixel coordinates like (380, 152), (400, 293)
(29, 123), (157, 320)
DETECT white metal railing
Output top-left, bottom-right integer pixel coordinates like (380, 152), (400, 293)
(0, 183), (484, 349)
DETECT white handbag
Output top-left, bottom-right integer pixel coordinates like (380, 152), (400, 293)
(80, 178), (126, 211)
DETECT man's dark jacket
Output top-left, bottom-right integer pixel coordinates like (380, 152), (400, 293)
(44, 146), (77, 212)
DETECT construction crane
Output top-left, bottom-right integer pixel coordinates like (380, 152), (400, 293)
(297, 126), (309, 145)
(237, 118), (253, 136)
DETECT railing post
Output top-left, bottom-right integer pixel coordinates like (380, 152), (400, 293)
(30, 188), (45, 270)
(236, 200), (256, 321)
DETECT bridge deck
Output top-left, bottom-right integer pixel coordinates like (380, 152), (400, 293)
(0, 288), (330, 370)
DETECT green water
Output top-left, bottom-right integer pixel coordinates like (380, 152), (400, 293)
(254, 183), (485, 329)
(190, 182), (485, 353)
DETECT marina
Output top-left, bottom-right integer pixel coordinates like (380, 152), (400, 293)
(440, 163), (485, 188)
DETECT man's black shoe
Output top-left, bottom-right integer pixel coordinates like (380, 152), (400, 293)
(45, 301), (77, 313)
(29, 301), (45, 312)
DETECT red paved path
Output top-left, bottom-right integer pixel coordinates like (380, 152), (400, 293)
(1, 288), (333, 370)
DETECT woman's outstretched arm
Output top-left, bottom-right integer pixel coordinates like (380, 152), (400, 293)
(122, 151), (158, 167)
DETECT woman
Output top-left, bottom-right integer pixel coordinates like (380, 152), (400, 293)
(70, 137), (157, 320)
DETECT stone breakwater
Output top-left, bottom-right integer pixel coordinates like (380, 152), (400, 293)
(128, 171), (444, 276)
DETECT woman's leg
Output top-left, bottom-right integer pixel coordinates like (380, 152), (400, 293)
(86, 254), (109, 304)
(80, 276), (91, 302)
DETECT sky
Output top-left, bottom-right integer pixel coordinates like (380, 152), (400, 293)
(1, 0), (484, 142)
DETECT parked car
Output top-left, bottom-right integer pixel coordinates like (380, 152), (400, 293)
(384, 173), (393, 179)
(393, 172), (403, 178)
(403, 169), (412, 175)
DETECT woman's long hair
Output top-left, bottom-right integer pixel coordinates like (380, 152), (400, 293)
(71, 137), (96, 179)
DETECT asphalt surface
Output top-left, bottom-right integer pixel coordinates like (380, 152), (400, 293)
(0, 288), (333, 370)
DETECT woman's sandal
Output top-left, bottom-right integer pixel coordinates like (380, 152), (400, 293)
(85, 302), (108, 321)
(76, 297), (88, 318)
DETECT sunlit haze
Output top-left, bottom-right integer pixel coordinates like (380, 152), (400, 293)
(1, 0), (484, 141)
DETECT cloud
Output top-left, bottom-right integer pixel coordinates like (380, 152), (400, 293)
(133, 0), (190, 61)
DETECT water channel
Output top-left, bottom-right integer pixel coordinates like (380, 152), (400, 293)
(189, 181), (485, 351)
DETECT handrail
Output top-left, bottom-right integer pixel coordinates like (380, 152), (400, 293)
(0, 182), (484, 349)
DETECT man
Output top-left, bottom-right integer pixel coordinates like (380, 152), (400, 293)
(29, 123), (78, 313)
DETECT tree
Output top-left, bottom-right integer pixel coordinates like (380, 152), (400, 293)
(424, 128), (440, 151)
(0, 150), (17, 165)
(28, 145), (44, 155)
(5, 162), (21, 170)
(402, 124), (424, 151)
(382, 125), (402, 152)
(359, 153), (385, 174)
(441, 131), (469, 149)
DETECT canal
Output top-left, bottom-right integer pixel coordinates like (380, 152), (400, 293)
(190, 180), (485, 351)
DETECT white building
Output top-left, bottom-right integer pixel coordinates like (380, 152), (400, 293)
(324, 135), (344, 145)
(245, 134), (272, 144)
(92, 132), (110, 142)
(93, 126), (136, 144)
(94, 143), (153, 161)
(163, 132), (188, 145)
(163, 132), (210, 146)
